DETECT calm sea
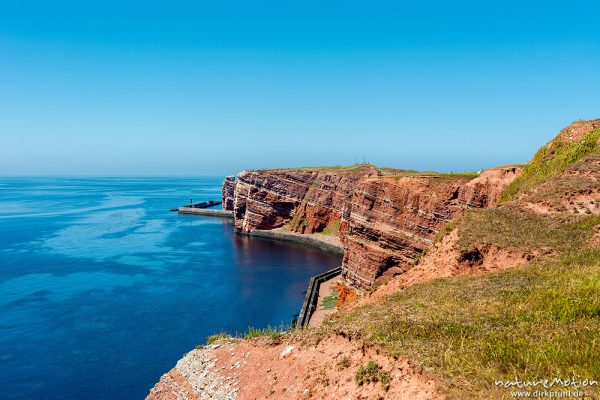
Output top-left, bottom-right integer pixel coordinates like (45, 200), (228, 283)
(0, 177), (340, 399)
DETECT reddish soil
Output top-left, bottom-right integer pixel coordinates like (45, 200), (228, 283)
(361, 229), (531, 304)
(336, 282), (358, 308)
(148, 336), (442, 400)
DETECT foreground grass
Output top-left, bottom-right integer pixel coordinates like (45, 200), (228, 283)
(322, 250), (600, 399)
(204, 325), (286, 347)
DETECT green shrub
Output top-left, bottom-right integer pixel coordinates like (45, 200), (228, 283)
(337, 355), (351, 370)
(355, 361), (391, 391)
(245, 325), (284, 344)
(205, 333), (229, 345)
(322, 220), (341, 236)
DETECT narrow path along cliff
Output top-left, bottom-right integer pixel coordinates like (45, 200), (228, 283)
(148, 119), (600, 400)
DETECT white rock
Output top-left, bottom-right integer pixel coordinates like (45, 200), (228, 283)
(279, 345), (295, 359)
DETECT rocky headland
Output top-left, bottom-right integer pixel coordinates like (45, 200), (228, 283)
(148, 120), (600, 399)
(227, 164), (521, 290)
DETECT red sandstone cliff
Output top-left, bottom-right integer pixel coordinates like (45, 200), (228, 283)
(228, 165), (521, 289)
(340, 166), (521, 289)
(232, 166), (379, 233)
(458, 166), (522, 208)
(222, 176), (236, 211)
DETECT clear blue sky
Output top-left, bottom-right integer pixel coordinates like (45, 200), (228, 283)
(1, 1), (599, 176)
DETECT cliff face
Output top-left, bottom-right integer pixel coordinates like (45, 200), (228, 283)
(232, 166), (378, 233)
(458, 166), (522, 208)
(227, 165), (520, 289)
(341, 167), (522, 288)
(221, 176), (236, 211)
(341, 175), (467, 288)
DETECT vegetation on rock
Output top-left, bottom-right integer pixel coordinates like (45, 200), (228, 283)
(323, 250), (600, 398)
(501, 127), (600, 202)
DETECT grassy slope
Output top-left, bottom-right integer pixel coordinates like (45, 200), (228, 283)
(500, 128), (600, 202)
(457, 206), (600, 253)
(455, 127), (600, 256)
(322, 251), (600, 398)
(317, 123), (600, 398)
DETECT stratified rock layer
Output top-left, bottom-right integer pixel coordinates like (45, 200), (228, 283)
(222, 176), (237, 211)
(342, 175), (466, 287)
(342, 167), (523, 288)
(232, 166), (379, 233)
(229, 165), (521, 289)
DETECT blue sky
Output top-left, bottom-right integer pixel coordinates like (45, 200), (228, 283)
(1, 1), (599, 176)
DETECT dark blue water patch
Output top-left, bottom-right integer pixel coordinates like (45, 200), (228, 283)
(0, 177), (341, 400)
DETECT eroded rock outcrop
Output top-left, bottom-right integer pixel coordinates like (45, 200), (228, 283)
(341, 175), (468, 288)
(222, 176), (237, 211)
(232, 166), (378, 233)
(229, 165), (520, 290)
(458, 166), (522, 208)
(341, 167), (523, 289)
(147, 336), (441, 400)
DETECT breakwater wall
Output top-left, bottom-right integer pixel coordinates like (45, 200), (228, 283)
(178, 207), (234, 218)
(243, 230), (344, 256)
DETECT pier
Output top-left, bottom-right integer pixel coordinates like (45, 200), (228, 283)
(173, 199), (234, 218)
(177, 206), (233, 218)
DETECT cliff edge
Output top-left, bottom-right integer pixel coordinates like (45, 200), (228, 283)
(149, 119), (600, 400)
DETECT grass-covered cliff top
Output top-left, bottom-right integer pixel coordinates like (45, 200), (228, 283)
(501, 125), (600, 202)
(267, 163), (378, 173)
(266, 163), (480, 179)
(378, 168), (479, 180)
(321, 250), (600, 399)
(454, 122), (600, 256)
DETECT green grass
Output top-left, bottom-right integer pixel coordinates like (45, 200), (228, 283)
(433, 218), (461, 243)
(268, 164), (479, 180)
(322, 220), (341, 236)
(355, 361), (391, 391)
(457, 205), (600, 254)
(205, 333), (230, 345)
(322, 250), (600, 399)
(337, 355), (351, 370)
(379, 169), (479, 180)
(269, 164), (376, 173)
(501, 128), (600, 202)
(321, 287), (338, 309)
(245, 325), (285, 344)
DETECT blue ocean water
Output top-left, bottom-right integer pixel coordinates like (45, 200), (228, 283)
(0, 177), (341, 400)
